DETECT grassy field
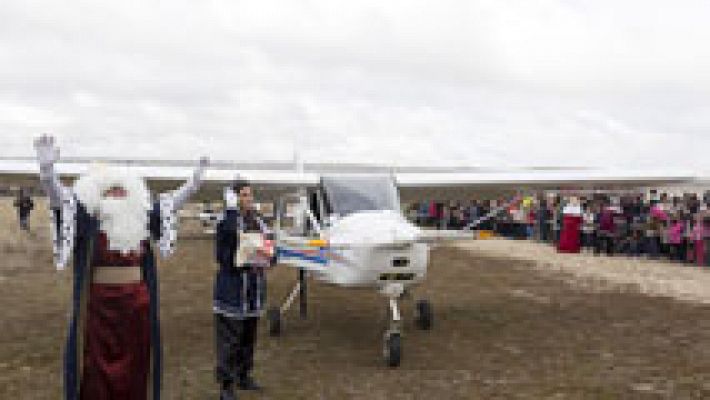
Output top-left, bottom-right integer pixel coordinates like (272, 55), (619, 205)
(1, 199), (710, 399)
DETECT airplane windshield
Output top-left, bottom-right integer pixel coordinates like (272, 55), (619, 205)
(321, 176), (400, 216)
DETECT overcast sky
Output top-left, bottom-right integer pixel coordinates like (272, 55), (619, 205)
(1, 0), (709, 169)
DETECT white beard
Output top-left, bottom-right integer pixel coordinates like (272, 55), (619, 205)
(73, 166), (151, 254)
(98, 197), (149, 254)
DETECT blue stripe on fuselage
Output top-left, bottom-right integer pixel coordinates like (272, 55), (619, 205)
(276, 247), (328, 265)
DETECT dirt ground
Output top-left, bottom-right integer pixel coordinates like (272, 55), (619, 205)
(1, 199), (710, 399)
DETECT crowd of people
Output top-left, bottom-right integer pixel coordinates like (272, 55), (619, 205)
(409, 189), (710, 266)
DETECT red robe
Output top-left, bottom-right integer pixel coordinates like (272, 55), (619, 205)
(80, 232), (151, 400)
(558, 214), (582, 253)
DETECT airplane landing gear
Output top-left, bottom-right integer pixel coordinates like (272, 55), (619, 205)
(383, 285), (404, 367)
(415, 299), (433, 330)
(268, 268), (308, 337)
(267, 307), (281, 336)
(381, 285), (434, 367)
(383, 330), (401, 367)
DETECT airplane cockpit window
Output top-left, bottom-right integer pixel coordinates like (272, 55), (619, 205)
(321, 176), (400, 216)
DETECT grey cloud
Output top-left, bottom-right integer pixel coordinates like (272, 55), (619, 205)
(0, 0), (707, 170)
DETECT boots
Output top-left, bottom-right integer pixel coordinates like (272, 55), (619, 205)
(219, 381), (236, 400)
(237, 374), (262, 391)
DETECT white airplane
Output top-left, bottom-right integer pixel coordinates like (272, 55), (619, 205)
(0, 155), (701, 366)
(269, 174), (498, 367)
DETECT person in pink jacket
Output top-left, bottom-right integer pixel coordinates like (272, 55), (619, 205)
(667, 218), (684, 261)
(691, 215), (710, 266)
(690, 218), (704, 265)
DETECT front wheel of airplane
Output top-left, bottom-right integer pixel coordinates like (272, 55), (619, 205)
(267, 307), (281, 336)
(415, 300), (433, 330)
(384, 332), (401, 367)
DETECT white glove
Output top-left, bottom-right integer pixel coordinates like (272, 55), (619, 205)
(224, 187), (238, 209)
(34, 134), (60, 168)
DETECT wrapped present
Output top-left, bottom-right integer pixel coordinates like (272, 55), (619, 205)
(236, 232), (274, 267)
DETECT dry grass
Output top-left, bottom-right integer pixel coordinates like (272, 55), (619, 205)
(454, 239), (710, 305)
(1, 199), (710, 399)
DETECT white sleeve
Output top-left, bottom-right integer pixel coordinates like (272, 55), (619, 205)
(39, 164), (66, 209)
(158, 192), (178, 258)
(170, 167), (204, 211)
(52, 187), (76, 270)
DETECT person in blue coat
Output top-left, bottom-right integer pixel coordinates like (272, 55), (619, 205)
(213, 178), (273, 400)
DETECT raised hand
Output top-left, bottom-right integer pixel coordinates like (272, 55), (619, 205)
(193, 156), (210, 180)
(34, 134), (65, 207)
(34, 134), (60, 167)
(171, 156), (210, 210)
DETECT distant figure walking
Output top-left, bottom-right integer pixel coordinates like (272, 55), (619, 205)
(13, 188), (34, 230)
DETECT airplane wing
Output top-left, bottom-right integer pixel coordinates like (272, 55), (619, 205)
(395, 168), (700, 201)
(0, 157), (319, 200)
(0, 157), (701, 201)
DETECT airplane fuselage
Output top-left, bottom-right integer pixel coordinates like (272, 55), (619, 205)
(314, 210), (429, 291)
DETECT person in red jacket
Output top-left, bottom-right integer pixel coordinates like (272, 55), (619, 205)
(558, 197), (583, 253)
